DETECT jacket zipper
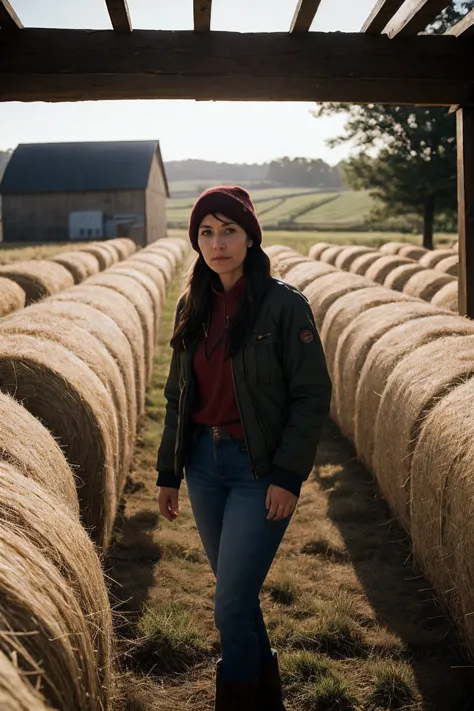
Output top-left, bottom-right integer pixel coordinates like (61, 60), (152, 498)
(231, 356), (257, 481)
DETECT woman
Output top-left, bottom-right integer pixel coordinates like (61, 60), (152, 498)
(155, 186), (332, 711)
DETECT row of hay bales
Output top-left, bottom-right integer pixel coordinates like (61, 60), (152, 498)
(0, 237), (137, 318)
(0, 237), (189, 710)
(267, 244), (474, 660)
(305, 241), (459, 313)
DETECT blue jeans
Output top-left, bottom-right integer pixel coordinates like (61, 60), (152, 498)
(184, 426), (294, 683)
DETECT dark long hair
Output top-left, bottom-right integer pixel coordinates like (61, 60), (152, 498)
(171, 241), (272, 357)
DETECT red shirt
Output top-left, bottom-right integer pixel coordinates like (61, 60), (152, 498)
(191, 276), (245, 439)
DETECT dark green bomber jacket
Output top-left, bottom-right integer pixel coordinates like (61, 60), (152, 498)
(156, 277), (332, 497)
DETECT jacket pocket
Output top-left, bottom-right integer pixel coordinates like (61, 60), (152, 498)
(247, 332), (279, 386)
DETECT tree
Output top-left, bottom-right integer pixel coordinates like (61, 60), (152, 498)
(313, 2), (474, 249)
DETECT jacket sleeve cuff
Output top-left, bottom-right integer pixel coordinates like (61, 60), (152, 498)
(268, 465), (303, 498)
(156, 471), (182, 490)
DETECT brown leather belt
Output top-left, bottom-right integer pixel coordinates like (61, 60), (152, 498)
(209, 425), (233, 443)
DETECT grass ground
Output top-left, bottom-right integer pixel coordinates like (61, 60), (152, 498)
(108, 255), (474, 711)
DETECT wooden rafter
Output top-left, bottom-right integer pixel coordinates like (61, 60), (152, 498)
(456, 107), (474, 318)
(361, 0), (406, 33)
(194, 0), (212, 32)
(0, 0), (22, 30)
(384, 0), (451, 37)
(446, 7), (474, 37)
(290, 0), (322, 33)
(104, 0), (132, 33)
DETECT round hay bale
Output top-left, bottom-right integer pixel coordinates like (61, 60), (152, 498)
(131, 253), (174, 284)
(333, 301), (438, 441)
(48, 285), (146, 420)
(94, 241), (121, 265)
(0, 393), (79, 518)
(431, 281), (458, 312)
(0, 650), (53, 711)
(277, 255), (312, 278)
(85, 273), (155, 386)
(419, 248), (456, 269)
(434, 255), (458, 277)
(50, 251), (100, 284)
(452, 241), (459, 252)
(32, 299), (137, 448)
(410, 378), (474, 657)
(114, 237), (137, 258)
(0, 277), (25, 318)
(308, 243), (332, 260)
(0, 334), (118, 548)
(0, 518), (108, 711)
(354, 314), (474, 471)
(349, 252), (382, 275)
(383, 263), (425, 292)
(319, 245), (346, 266)
(303, 272), (376, 333)
(107, 266), (163, 340)
(264, 245), (293, 260)
(112, 259), (166, 308)
(334, 246), (376, 272)
(0, 462), (114, 708)
(152, 239), (182, 262)
(0, 261), (74, 305)
(76, 244), (114, 271)
(0, 313), (128, 485)
(146, 245), (178, 270)
(403, 270), (456, 301)
(397, 245), (427, 260)
(373, 334), (474, 532)
(284, 261), (337, 291)
(365, 256), (414, 285)
(169, 237), (190, 258)
(379, 241), (408, 255)
(106, 239), (129, 261)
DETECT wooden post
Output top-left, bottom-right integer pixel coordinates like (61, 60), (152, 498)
(457, 107), (474, 318)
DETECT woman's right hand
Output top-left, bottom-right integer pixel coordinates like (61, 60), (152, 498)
(156, 487), (180, 522)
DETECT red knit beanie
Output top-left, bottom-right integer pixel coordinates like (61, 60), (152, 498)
(188, 185), (263, 252)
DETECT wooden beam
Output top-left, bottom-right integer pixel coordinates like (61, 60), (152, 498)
(446, 7), (474, 38)
(385, 0), (451, 37)
(194, 0), (212, 32)
(361, 0), (406, 34)
(457, 107), (474, 318)
(290, 0), (323, 33)
(0, 0), (22, 30)
(104, 0), (131, 33)
(1, 30), (473, 104)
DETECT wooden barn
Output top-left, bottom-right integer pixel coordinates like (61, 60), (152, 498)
(0, 140), (169, 246)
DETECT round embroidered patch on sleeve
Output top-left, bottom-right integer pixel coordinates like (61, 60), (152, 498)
(300, 329), (314, 344)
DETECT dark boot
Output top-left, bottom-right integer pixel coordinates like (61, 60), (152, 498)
(256, 650), (287, 711)
(215, 659), (259, 711)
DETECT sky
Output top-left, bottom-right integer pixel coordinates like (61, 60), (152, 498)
(0, 0), (378, 166)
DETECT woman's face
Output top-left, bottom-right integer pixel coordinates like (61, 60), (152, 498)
(197, 212), (253, 277)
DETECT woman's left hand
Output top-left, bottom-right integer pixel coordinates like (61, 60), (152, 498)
(265, 485), (297, 521)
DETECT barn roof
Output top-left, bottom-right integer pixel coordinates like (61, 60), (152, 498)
(0, 140), (169, 196)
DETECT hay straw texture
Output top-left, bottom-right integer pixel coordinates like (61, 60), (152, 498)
(364, 256), (414, 285)
(403, 270), (455, 301)
(93, 242), (121, 266)
(308, 243), (332, 260)
(334, 246), (376, 271)
(0, 651), (53, 711)
(112, 258), (166, 309)
(349, 252), (382, 275)
(0, 333), (118, 548)
(284, 261), (337, 291)
(146, 244), (178, 270)
(434, 255), (458, 276)
(453, 241), (459, 252)
(397, 245), (427, 260)
(0, 393), (79, 518)
(276, 255), (313, 277)
(0, 277), (25, 318)
(354, 314), (474, 472)
(107, 266), (163, 339)
(0, 516), (108, 711)
(0, 312), (129, 486)
(114, 237), (138, 258)
(410, 378), (474, 657)
(319, 245), (347, 265)
(265, 245), (294, 259)
(76, 243), (117, 270)
(151, 239), (182, 261)
(333, 301), (437, 441)
(0, 261), (74, 305)
(50, 251), (100, 284)
(0, 462), (114, 709)
(379, 241), (408, 255)
(373, 334), (474, 532)
(303, 272), (375, 332)
(49, 285), (146, 420)
(132, 252), (173, 284)
(431, 281), (458, 312)
(419, 248), (456, 269)
(383, 263), (425, 291)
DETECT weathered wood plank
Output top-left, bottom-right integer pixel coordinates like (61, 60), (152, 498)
(361, 0), (405, 33)
(105, 0), (132, 33)
(290, 0), (322, 33)
(457, 107), (474, 318)
(194, 0), (212, 32)
(0, 30), (473, 104)
(385, 0), (451, 37)
(446, 7), (474, 37)
(0, 0), (22, 30)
